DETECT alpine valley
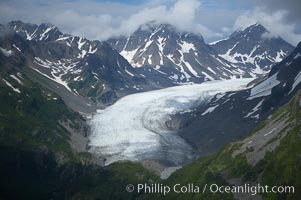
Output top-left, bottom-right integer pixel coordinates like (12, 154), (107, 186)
(0, 20), (300, 200)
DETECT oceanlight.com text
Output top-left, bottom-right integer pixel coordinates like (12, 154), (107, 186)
(125, 183), (295, 196)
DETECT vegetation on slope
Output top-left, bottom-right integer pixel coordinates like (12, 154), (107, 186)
(0, 76), (158, 199)
(143, 91), (301, 200)
(1, 50), (300, 199)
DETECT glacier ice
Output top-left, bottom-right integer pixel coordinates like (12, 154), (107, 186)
(88, 79), (253, 166)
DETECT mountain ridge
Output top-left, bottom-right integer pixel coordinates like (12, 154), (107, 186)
(210, 23), (294, 75)
(0, 19), (301, 199)
(1, 20), (179, 113)
(108, 22), (294, 83)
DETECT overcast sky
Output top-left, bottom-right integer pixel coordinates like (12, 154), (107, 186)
(0, 0), (300, 45)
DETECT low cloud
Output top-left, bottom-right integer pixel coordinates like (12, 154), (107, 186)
(253, 0), (301, 22)
(0, 0), (299, 45)
(0, 0), (220, 41)
(113, 0), (222, 39)
(233, 7), (301, 46)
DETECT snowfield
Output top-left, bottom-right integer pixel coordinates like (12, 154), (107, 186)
(88, 78), (253, 166)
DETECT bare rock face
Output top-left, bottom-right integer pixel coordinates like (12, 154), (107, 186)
(108, 23), (294, 83)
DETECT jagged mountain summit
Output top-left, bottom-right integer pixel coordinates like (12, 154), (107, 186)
(1, 21), (176, 112)
(9, 20), (63, 42)
(108, 23), (239, 83)
(108, 22), (294, 83)
(0, 20), (295, 113)
(210, 23), (294, 75)
(173, 40), (301, 156)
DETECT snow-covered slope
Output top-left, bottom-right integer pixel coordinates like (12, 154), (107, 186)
(210, 24), (294, 77)
(108, 23), (246, 83)
(172, 41), (301, 157)
(109, 23), (294, 83)
(10, 20), (63, 42)
(2, 21), (171, 110)
(247, 72), (280, 100)
(88, 78), (253, 166)
(247, 41), (301, 102)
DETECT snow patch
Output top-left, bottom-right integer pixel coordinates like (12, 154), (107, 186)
(178, 49), (199, 78)
(56, 36), (71, 41)
(88, 45), (97, 54)
(202, 72), (214, 81)
(9, 74), (23, 85)
(289, 71), (301, 94)
(31, 58), (79, 94)
(120, 49), (138, 66)
(294, 53), (301, 60)
(0, 47), (13, 57)
(179, 41), (196, 53)
(209, 37), (229, 45)
(40, 27), (53, 40)
(77, 37), (86, 50)
(125, 68), (134, 77)
(207, 67), (217, 75)
(244, 99), (264, 118)
(201, 105), (219, 116)
(274, 50), (286, 62)
(157, 37), (165, 65)
(248, 73), (280, 100)
(12, 44), (21, 52)
(2, 79), (20, 93)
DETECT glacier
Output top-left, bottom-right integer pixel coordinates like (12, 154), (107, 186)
(88, 78), (253, 166)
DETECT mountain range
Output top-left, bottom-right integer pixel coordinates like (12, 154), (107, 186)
(174, 41), (301, 157)
(0, 20), (301, 199)
(1, 20), (294, 113)
(108, 22), (294, 82)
